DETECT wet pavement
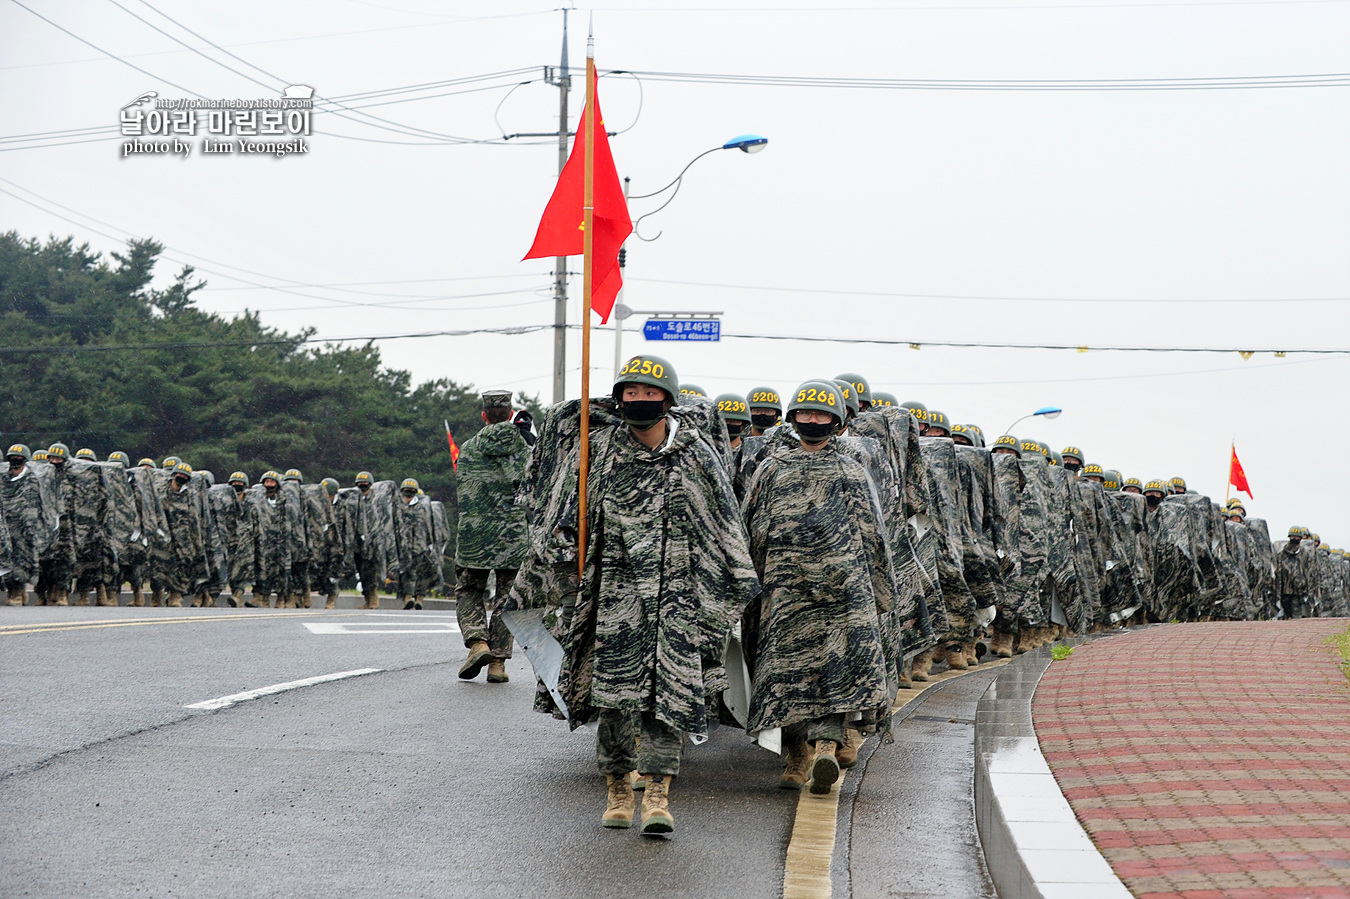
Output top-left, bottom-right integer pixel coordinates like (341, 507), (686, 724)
(1034, 620), (1350, 899)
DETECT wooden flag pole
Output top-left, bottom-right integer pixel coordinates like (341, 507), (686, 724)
(1226, 441), (1232, 503)
(577, 31), (596, 580)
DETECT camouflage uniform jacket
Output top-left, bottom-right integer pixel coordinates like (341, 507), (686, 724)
(453, 420), (529, 570)
(510, 400), (761, 737)
(743, 439), (895, 733)
(1, 464), (56, 583)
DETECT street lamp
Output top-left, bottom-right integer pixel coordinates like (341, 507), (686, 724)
(1003, 406), (1062, 436)
(613, 135), (769, 374)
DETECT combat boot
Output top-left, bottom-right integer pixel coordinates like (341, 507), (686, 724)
(486, 660), (509, 683)
(414, 595), (423, 610)
(128, 584), (143, 607)
(7, 585), (25, 606)
(401, 595), (415, 610)
(228, 587), (242, 608)
(368, 593), (380, 610)
(943, 644), (968, 671)
(897, 665), (913, 689)
(640, 775), (674, 836)
(96, 585), (113, 607)
(911, 649), (934, 682)
(300, 591), (312, 609)
(963, 640), (980, 667)
(459, 641), (493, 680)
(837, 728), (864, 769)
(151, 586), (164, 607)
(166, 592), (182, 608)
(809, 741), (841, 795)
(627, 770), (646, 792)
(325, 593), (337, 610)
(602, 773), (636, 829)
(74, 590), (91, 606)
(779, 741), (810, 790)
(53, 589), (69, 606)
(991, 632), (1014, 658)
(1014, 630), (1036, 654)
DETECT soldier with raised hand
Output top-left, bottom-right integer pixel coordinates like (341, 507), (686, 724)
(3, 444), (57, 606)
(455, 389), (530, 683)
(744, 380), (895, 795)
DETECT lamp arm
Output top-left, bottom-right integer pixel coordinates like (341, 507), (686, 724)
(627, 146), (721, 200)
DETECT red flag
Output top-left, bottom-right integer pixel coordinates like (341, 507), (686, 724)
(523, 89), (631, 323)
(444, 420), (460, 471)
(1229, 445), (1252, 498)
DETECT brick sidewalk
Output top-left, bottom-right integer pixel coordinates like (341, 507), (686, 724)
(1033, 621), (1350, 899)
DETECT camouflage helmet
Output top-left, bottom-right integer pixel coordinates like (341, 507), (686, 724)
(714, 393), (751, 424)
(746, 386), (782, 413)
(228, 471), (248, 486)
(283, 468), (302, 483)
(47, 442), (70, 461)
(1082, 463), (1105, 480)
(830, 379), (860, 417)
(1123, 477), (1144, 493)
(33, 450), (48, 462)
(162, 456), (181, 469)
(613, 354), (678, 403)
(871, 391), (898, 408)
(75, 448), (96, 461)
(1103, 469), (1123, 490)
(925, 409), (950, 435)
(354, 471), (373, 486)
(137, 457), (155, 468)
(400, 477), (420, 492)
(678, 384), (707, 398)
(992, 435), (1021, 456)
(321, 476), (340, 495)
(261, 469), (281, 485)
(1020, 438), (1042, 456)
(1061, 446), (1084, 463)
(1048, 449), (1062, 466)
(1144, 479), (1168, 495)
(107, 451), (129, 468)
(1169, 476), (1187, 494)
(787, 379), (844, 422)
(173, 461), (193, 477)
(834, 373), (871, 407)
(5, 443), (30, 462)
(949, 423), (976, 445)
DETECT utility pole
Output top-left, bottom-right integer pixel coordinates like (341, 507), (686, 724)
(551, 11), (570, 404)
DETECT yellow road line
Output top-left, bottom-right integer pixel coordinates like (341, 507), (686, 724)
(781, 657), (1011, 899)
(0, 611), (363, 636)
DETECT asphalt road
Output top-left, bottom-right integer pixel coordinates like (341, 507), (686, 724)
(1, 606), (997, 898)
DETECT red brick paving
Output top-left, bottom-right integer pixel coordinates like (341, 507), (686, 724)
(1033, 621), (1350, 899)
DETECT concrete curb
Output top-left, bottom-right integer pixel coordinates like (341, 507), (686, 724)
(974, 641), (1132, 899)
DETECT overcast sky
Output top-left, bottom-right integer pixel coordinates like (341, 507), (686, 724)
(2, 0), (1347, 546)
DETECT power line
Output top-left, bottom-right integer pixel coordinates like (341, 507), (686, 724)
(629, 277), (1350, 304)
(0, 325), (553, 355)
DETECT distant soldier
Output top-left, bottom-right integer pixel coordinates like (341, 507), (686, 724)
(281, 470), (312, 608)
(318, 477), (349, 609)
(214, 472), (257, 607)
(744, 380), (895, 795)
(454, 389), (530, 684)
(247, 471), (293, 609)
(3, 444), (57, 605)
(36, 443), (77, 606)
(835, 372), (872, 413)
(157, 462), (206, 608)
(1275, 526), (1317, 618)
(394, 478), (437, 610)
(75, 448), (97, 462)
(746, 386), (782, 437)
(352, 471), (385, 609)
(713, 393), (751, 452)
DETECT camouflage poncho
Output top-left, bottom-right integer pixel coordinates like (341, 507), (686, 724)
(353, 480), (397, 590)
(1148, 498), (1201, 622)
(453, 420), (529, 570)
(393, 493), (438, 596)
(918, 437), (976, 642)
(155, 476), (207, 594)
(209, 485), (256, 587)
(1243, 517), (1276, 618)
(955, 444), (1008, 615)
(246, 486), (298, 594)
(508, 398), (761, 737)
(1, 464), (57, 584)
(743, 438), (895, 734)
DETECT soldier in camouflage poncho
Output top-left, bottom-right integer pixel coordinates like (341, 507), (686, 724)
(1242, 516), (1277, 618)
(507, 355), (760, 836)
(116, 464), (168, 606)
(1275, 527), (1319, 618)
(213, 475), (257, 607)
(35, 444), (78, 605)
(454, 390), (529, 683)
(299, 481), (338, 608)
(744, 380), (894, 795)
(154, 463), (207, 606)
(3, 444), (57, 605)
(246, 471), (297, 608)
(314, 478), (352, 609)
(917, 432), (978, 667)
(393, 478), (438, 609)
(350, 473), (396, 609)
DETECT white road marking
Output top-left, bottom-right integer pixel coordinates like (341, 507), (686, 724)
(302, 622), (461, 635)
(184, 668), (382, 710)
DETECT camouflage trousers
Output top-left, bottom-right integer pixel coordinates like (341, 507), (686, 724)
(455, 566), (515, 658)
(784, 713), (847, 747)
(596, 709), (682, 777)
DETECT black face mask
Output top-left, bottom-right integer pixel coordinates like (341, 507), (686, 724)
(751, 413), (779, 430)
(174, 477), (190, 488)
(358, 485), (369, 493)
(796, 421), (836, 443)
(725, 422), (745, 438)
(402, 491), (416, 499)
(1064, 461), (1082, 472)
(620, 400), (666, 431)
(1146, 494), (1162, 508)
(232, 485), (244, 494)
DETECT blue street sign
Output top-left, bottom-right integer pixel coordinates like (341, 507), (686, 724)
(643, 319), (721, 342)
